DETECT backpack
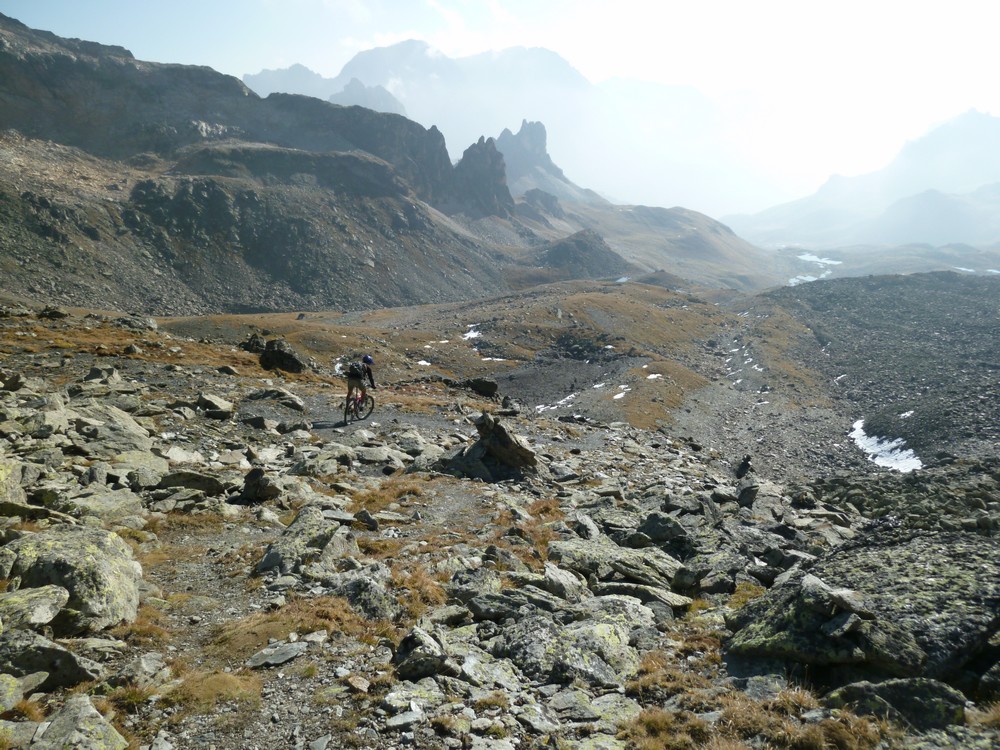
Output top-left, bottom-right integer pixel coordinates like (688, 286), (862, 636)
(348, 361), (364, 378)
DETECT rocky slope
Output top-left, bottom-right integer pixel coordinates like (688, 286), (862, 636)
(1, 13), (796, 318)
(0, 290), (996, 750)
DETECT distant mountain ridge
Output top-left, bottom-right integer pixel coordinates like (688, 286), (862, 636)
(0, 12), (784, 315)
(725, 110), (1000, 248)
(242, 40), (778, 216)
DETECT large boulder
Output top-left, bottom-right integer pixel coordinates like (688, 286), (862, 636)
(824, 677), (967, 730)
(259, 338), (307, 373)
(726, 530), (1000, 685)
(256, 506), (338, 575)
(490, 604), (642, 688)
(443, 411), (539, 482)
(0, 630), (104, 690)
(0, 526), (142, 634)
(66, 402), (154, 459)
(548, 538), (683, 591)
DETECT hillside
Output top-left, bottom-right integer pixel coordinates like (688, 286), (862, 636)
(0, 13), (791, 315)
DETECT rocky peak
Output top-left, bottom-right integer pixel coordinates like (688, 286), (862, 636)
(448, 136), (515, 218)
(329, 77), (407, 116)
(496, 119), (567, 185)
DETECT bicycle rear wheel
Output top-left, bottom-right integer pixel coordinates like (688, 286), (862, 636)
(356, 394), (375, 419)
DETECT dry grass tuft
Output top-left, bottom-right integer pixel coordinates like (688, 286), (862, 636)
(768, 687), (820, 716)
(0, 699), (46, 722)
(727, 581), (766, 610)
(348, 477), (429, 514)
(145, 513), (227, 535)
(625, 651), (713, 701)
(391, 563), (448, 623)
(473, 691), (511, 712)
(105, 683), (156, 715)
(969, 701), (1000, 728)
(110, 604), (172, 646)
(525, 496), (564, 522)
(208, 595), (393, 661)
(618, 707), (711, 750)
(136, 542), (209, 571)
(161, 670), (262, 716)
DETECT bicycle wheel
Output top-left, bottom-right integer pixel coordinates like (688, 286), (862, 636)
(356, 394), (375, 419)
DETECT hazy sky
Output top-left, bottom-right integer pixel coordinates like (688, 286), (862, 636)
(2, 0), (998, 210)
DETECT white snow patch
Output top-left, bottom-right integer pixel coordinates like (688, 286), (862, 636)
(834, 374), (848, 382)
(417, 360), (431, 366)
(953, 266), (975, 273)
(593, 382), (606, 389)
(604, 345), (615, 349)
(462, 328), (481, 340)
(536, 393), (579, 412)
(646, 373), (662, 380)
(850, 419), (922, 472)
(616, 276), (630, 283)
(732, 378), (743, 385)
(798, 253), (842, 265)
(613, 392), (627, 399)
(899, 410), (914, 418)
(987, 269), (1000, 274)
(752, 364), (765, 372)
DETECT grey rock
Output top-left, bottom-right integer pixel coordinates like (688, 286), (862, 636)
(637, 511), (689, 542)
(726, 530), (1000, 681)
(824, 677), (967, 730)
(548, 537), (682, 589)
(246, 640), (309, 668)
(394, 627), (460, 681)
(257, 506), (337, 575)
(157, 470), (228, 496)
(0, 584), (70, 628)
(30, 693), (128, 749)
(260, 339), (307, 373)
(0, 525), (142, 634)
(0, 630), (104, 690)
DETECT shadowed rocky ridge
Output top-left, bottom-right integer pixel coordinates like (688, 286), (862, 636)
(0, 14), (795, 317)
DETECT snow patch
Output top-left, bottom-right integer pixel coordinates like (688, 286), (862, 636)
(797, 253), (842, 265)
(417, 360), (431, 366)
(646, 373), (662, 380)
(850, 419), (922, 472)
(536, 393), (578, 412)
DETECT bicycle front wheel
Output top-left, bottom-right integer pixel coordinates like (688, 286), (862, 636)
(357, 394), (375, 419)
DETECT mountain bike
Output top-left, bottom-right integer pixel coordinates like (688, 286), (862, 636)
(343, 391), (375, 423)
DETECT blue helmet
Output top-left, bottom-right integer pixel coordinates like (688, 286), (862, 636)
(362, 354), (374, 365)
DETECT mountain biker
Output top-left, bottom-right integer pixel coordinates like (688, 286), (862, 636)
(346, 354), (376, 406)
